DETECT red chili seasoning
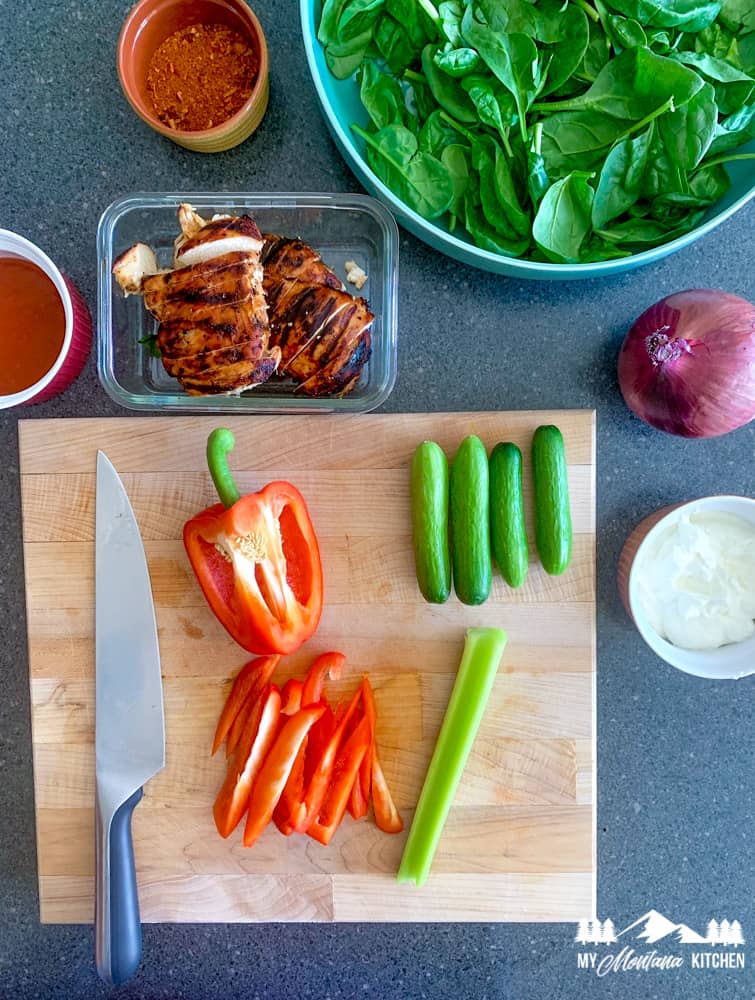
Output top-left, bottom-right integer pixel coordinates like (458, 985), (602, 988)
(146, 23), (258, 132)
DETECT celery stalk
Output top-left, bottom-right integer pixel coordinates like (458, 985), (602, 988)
(397, 626), (507, 887)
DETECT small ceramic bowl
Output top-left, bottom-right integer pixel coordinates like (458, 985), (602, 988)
(117, 0), (269, 153)
(0, 230), (91, 408)
(618, 496), (755, 680)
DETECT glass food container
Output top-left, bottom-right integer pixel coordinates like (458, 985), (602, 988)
(97, 192), (398, 412)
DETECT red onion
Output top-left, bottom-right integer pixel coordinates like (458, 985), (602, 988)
(617, 289), (755, 438)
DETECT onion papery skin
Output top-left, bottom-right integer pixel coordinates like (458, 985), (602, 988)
(617, 289), (755, 438)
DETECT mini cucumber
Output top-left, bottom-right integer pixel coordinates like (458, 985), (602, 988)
(532, 425), (572, 576)
(411, 441), (451, 604)
(450, 435), (491, 605)
(489, 443), (528, 588)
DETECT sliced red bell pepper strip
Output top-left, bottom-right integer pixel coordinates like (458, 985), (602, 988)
(243, 704), (325, 848)
(301, 651), (345, 706)
(308, 715), (371, 846)
(303, 704), (335, 787)
(287, 686), (363, 834)
(184, 429), (323, 656)
(370, 756), (404, 834)
(359, 677), (376, 803)
(348, 771), (369, 820)
(213, 685), (282, 839)
(280, 678), (304, 716)
(212, 655), (279, 755)
(272, 736), (307, 836)
(362, 677), (403, 833)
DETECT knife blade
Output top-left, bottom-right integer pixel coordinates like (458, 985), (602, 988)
(95, 451), (165, 986)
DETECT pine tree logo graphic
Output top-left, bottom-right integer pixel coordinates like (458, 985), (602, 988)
(575, 913), (746, 947)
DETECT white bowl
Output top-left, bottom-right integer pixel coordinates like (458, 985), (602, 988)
(618, 495), (755, 680)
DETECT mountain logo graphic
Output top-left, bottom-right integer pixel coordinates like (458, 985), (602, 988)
(575, 912), (745, 947)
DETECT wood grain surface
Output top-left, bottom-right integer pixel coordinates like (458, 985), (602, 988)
(20, 413), (596, 924)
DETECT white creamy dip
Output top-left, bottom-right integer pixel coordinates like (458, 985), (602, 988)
(636, 511), (755, 651)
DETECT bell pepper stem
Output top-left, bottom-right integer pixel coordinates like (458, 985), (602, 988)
(207, 428), (241, 509)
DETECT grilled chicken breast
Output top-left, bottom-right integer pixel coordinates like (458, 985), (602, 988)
(113, 208), (279, 395)
(260, 236), (373, 396)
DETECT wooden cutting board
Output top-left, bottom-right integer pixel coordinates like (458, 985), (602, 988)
(20, 412), (595, 924)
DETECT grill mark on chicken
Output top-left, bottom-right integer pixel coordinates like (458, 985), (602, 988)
(266, 282), (353, 371)
(181, 354), (281, 395)
(261, 235), (344, 290)
(297, 329), (372, 397)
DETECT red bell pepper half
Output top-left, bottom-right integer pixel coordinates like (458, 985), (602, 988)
(184, 429), (323, 656)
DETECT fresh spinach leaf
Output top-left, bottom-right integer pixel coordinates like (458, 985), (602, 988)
(541, 110), (628, 174)
(651, 161), (729, 210)
(592, 125), (654, 227)
(475, 0), (539, 37)
(359, 60), (408, 128)
(599, 0), (721, 33)
(537, 47), (704, 119)
(596, 210), (706, 245)
(671, 51), (755, 113)
(439, 0), (464, 46)
(407, 73), (438, 120)
(493, 142), (531, 234)
(527, 124), (550, 206)
(319, 0), (349, 45)
(421, 44), (478, 120)
(338, 0), (385, 43)
(708, 102), (755, 153)
(539, 3), (591, 95)
(579, 17), (612, 82)
(659, 81), (718, 167)
(441, 143), (471, 221)
(718, 0), (755, 33)
(579, 236), (635, 259)
(532, 171), (596, 262)
(472, 138), (521, 236)
(387, 0), (434, 45)
(418, 108), (460, 154)
(374, 16), (418, 73)
(641, 129), (690, 194)
(325, 28), (374, 79)
(461, 8), (543, 140)
(353, 122), (455, 217)
(464, 190), (531, 255)
(462, 75), (517, 149)
(434, 47), (482, 77)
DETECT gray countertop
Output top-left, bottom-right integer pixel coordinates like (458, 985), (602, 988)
(1, 1), (753, 996)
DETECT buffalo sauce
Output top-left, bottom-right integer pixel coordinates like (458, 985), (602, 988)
(0, 257), (66, 394)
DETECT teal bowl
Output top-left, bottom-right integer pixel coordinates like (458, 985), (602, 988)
(301, 0), (755, 280)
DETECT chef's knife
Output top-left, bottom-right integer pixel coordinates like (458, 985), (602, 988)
(95, 451), (165, 986)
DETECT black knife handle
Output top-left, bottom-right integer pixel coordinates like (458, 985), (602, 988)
(95, 787), (143, 985)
